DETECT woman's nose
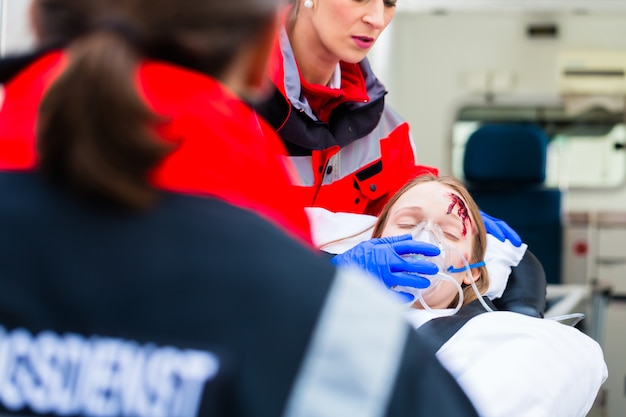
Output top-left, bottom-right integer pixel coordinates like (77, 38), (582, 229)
(362, 1), (385, 29)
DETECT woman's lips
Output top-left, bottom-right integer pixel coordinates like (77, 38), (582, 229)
(352, 36), (375, 49)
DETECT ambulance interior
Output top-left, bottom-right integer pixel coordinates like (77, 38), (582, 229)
(2, 0), (626, 415)
(364, 2), (626, 415)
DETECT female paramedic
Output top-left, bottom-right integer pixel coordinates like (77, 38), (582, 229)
(0, 0), (482, 416)
(0, 0), (456, 299)
(338, 174), (608, 417)
(252, 0), (521, 247)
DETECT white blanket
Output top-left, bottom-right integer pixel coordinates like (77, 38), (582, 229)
(405, 309), (608, 417)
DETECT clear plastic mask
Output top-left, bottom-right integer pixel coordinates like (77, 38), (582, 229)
(409, 222), (447, 269)
(393, 221), (492, 314)
(394, 221), (464, 314)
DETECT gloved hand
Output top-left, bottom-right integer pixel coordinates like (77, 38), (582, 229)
(480, 211), (523, 247)
(330, 234), (440, 302)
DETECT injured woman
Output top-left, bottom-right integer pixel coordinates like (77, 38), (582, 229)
(310, 174), (607, 417)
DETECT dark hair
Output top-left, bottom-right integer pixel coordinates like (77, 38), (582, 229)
(35, 0), (280, 209)
(31, 0), (99, 47)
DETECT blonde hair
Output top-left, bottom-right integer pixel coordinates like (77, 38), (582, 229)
(372, 174), (490, 307)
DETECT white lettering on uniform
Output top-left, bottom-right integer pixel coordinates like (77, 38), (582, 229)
(0, 327), (24, 411)
(170, 350), (220, 417)
(0, 326), (220, 417)
(4, 328), (32, 411)
(58, 333), (90, 415)
(81, 338), (126, 417)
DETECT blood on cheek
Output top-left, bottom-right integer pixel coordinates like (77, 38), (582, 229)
(446, 194), (472, 236)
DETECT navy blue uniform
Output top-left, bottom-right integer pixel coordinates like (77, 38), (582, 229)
(0, 172), (479, 417)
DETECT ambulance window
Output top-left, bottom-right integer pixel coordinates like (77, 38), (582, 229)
(451, 103), (626, 189)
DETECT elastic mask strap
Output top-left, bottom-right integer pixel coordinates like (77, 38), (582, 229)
(447, 261), (485, 274)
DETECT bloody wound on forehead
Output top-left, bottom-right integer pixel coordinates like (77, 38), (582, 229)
(447, 193), (472, 237)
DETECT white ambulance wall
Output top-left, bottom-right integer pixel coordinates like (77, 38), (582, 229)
(369, 11), (626, 212)
(0, 0), (35, 56)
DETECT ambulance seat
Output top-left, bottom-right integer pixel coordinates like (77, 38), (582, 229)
(463, 123), (563, 285)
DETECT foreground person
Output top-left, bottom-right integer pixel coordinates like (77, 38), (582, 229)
(0, 0), (480, 416)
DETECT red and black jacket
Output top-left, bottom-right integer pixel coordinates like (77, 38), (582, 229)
(254, 28), (438, 216)
(0, 50), (313, 246)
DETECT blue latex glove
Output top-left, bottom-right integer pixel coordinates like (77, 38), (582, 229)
(330, 234), (440, 302)
(480, 211), (523, 247)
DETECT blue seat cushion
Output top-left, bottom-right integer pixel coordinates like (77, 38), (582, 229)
(463, 124), (549, 186)
(467, 186), (562, 284)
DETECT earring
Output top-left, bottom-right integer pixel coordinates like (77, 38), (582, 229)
(304, 0), (313, 8)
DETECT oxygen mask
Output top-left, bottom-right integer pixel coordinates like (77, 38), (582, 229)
(393, 222), (464, 314)
(409, 222), (447, 269)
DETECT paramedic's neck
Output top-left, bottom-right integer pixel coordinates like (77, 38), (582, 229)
(288, 19), (337, 86)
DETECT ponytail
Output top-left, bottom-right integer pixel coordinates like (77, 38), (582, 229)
(37, 29), (173, 210)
